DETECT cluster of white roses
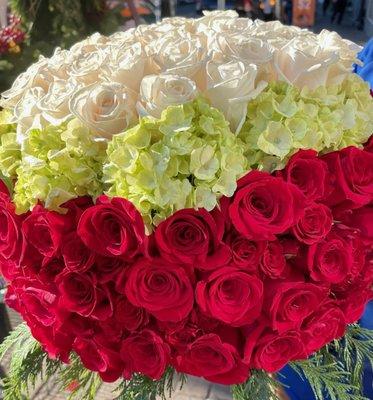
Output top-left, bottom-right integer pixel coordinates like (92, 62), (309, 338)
(0, 10), (362, 144)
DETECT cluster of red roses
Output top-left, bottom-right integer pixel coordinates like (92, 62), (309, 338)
(0, 144), (372, 385)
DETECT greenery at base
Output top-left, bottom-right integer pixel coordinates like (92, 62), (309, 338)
(232, 370), (283, 400)
(1, 323), (372, 400)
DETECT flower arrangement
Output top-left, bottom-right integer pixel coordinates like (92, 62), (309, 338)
(0, 15), (25, 55)
(0, 10), (372, 400)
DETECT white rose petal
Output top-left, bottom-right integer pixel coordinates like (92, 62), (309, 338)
(69, 82), (137, 139)
(137, 74), (198, 119)
(69, 50), (107, 84)
(273, 37), (340, 89)
(148, 31), (208, 88)
(38, 79), (79, 125)
(13, 87), (48, 144)
(101, 42), (148, 91)
(205, 60), (267, 132)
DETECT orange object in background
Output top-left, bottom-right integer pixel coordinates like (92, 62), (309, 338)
(293, 0), (316, 27)
(120, 0), (151, 17)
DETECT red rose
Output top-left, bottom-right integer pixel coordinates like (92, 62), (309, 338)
(337, 285), (372, 324)
(93, 256), (128, 284)
(176, 334), (249, 385)
(77, 195), (146, 259)
(153, 208), (230, 270)
(302, 301), (346, 354)
(30, 323), (73, 363)
(61, 313), (96, 339)
(0, 194), (24, 279)
(57, 271), (113, 320)
(307, 228), (354, 284)
(0, 179), (9, 197)
(229, 171), (305, 240)
(8, 277), (57, 326)
(279, 149), (327, 202)
(38, 256), (65, 282)
(22, 205), (68, 258)
(226, 230), (265, 273)
(322, 147), (373, 209)
(264, 280), (329, 333)
(164, 317), (201, 353)
(120, 329), (170, 380)
(196, 267), (263, 326)
(292, 203), (333, 245)
(260, 240), (286, 278)
(247, 329), (306, 372)
(365, 136), (373, 152)
(114, 297), (149, 332)
(62, 197), (94, 224)
(125, 258), (194, 322)
(74, 338), (123, 382)
(61, 232), (95, 273)
(340, 206), (373, 243)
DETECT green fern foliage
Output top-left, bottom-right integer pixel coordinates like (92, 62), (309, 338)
(113, 368), (186, 400)
(0, 323), (60, 400)
(333, 324), (373, 389)
(290, 357), (367, 400)
(232, 370), (283, 400)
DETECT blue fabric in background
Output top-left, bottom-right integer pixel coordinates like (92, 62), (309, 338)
(280, 39), (373, 400)
(355, 38), (373, 89)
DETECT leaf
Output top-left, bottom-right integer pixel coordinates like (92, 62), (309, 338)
(232, 370), (283, 400)
(113, 368), (186, 400)
(290, 356), (367, 400)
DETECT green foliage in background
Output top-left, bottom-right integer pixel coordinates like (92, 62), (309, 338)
(0, 0), (122, 92)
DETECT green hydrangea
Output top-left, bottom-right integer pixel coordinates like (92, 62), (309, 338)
(13, 119), (107, 213)
(0, 110), (21, 179)
(104, 97), (248, 226)
(239, 74), (373, 172)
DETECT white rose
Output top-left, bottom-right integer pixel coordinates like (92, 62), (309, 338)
(196, 10), (239, 30)
(318, 30), (362, 84)
(273, 37), (340, 89)
(109, 28), (137, 47)
(159, 17), (196, 33)
(69, 82), (137, 139)
(101, 42), (148, 91)
(137, 74), (198, 119)
(69, 32), (109, 55)
(147, 31), (208, 87)
(204, 60), (267, 133)
(45, 48), (76, 81)
(0, 57), (50, 108)
(69, 49), (107, 84)
(318, 29), (361, 66)
(252, 20), (305, 40)
(212, 33), (274, 65)
(134, 24), (165, 46)
(37, 79), (79, 125)
(12, 87), (48, 144)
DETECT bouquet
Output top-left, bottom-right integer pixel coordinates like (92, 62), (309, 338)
(0, 10), (372, 400)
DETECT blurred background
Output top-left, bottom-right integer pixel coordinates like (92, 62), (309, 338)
(0, 0), (371, 92)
